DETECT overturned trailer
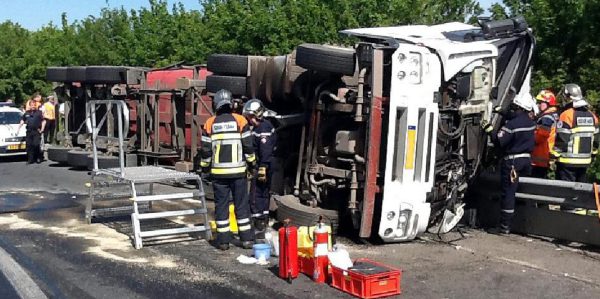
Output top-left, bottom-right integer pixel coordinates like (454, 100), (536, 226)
(205, 17), (538, 242)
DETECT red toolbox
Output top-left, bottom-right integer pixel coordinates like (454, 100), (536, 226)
(330, 258), (401, 299)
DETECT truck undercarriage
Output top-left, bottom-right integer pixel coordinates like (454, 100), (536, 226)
(46, 18), (600, 245)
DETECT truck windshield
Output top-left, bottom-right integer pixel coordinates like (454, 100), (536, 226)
(0, 112), (22, 124)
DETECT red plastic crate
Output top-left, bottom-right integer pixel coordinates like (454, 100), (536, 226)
(330, 258), (401, 299)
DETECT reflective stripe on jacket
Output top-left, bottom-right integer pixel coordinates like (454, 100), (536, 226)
(200, 113), (256, 178)
(531, 107), (558, 167)
(251, 119), (276, 168)
(493, 110), (536, 156)
(552, 107), (599, 167)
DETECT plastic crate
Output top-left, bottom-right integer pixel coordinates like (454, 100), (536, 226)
(330, 258), (401, 299)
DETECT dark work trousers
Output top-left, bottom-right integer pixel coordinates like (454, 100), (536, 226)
(212, 177), (255, 245)
(26, 130), (41, 163)
(556, 163), (588, 211)
(249, 171), (271, 220)
(44, 119), (55, 144)
(556, 163), (588, 182)
(500, 157), (532, 230)
(530, 166), (549, 179)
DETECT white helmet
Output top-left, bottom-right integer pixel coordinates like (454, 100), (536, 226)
(242, 99), (265, 119)
(562, 83), (588, 108)
(512, 93), (534, 112)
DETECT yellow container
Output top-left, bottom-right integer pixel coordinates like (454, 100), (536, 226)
(297, 225), (332, 252)
(209, 204), (239, 238)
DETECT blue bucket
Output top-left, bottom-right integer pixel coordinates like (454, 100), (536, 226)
(253, 243), (271, 260)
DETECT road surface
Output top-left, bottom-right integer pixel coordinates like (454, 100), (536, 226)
(1, 158), (600, 298)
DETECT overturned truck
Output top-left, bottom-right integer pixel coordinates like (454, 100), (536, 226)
(206, 17), (535, 242)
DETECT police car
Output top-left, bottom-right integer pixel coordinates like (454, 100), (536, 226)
(0, 104), (26, 156)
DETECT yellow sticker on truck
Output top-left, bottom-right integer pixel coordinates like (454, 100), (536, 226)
(405, 125), (416, 169)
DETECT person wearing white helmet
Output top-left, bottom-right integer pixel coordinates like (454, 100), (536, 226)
(552, 84), (599, 212)
(482, 92), (536, 234)
(242, 98), (277, 238)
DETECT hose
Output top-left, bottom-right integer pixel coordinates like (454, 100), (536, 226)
(438, 113), (465, 140)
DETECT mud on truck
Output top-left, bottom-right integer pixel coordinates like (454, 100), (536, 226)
(205, 17), (535, 242)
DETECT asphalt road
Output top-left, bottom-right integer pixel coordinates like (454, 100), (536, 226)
(1, 158), (600, 298)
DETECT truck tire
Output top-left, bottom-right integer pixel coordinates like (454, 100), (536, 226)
(207, 54), (248, 76)
(275, 195), (339, 233)
(206, 75), (247, 96)
(296, 44), (356, 76)
(67, 149), (90, 168)
(47, 146), (71, 164)
(86, 154), (119, 170)
(66, 67), (87, 82)
(46, 67), (68, 82)
(85, 66), (127, 84)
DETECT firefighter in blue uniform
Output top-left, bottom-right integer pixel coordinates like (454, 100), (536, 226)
(200, 89), (257, 250)
(243, 99), (277, 238)
(483, 93), (536, 234)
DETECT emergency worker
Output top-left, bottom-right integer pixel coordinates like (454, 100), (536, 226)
(531, 90), (559, 178)
(242, 99), (277, 237)
(552, 84), (599, 183)
(200, 89), (257, 250)
(17, 98), (46, 164)
(42, 96), (56, 144)
(483, 93), (536, 234)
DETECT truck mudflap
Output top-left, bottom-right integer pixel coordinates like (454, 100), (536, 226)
(378, 44), (440, 242)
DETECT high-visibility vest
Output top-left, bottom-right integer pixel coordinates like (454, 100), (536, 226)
(200, 113), (256, 179)
(552, 107), (599, 167)
(42, 102), (56, 120)
(531, 107), (558, 167)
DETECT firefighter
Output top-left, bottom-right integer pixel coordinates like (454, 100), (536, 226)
(483, 93), (536, 234)
(17, 99), (46, 164)
(552, 84), (599, 183)
(531, 90), (559, 178)
(200, 89), (257, 250)
(242, 99), (277, 238)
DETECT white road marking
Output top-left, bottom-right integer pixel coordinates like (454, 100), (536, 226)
(0, 246), (48, 299)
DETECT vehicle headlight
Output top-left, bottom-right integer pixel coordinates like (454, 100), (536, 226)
(396, 209), (412, 237)
(396, 52), (422, 84)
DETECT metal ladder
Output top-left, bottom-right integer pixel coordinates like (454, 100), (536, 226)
(87, 99), (211, 249)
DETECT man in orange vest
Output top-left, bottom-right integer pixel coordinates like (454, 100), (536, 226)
(41, 96), (57, 144)
(531, 90), (559, 178)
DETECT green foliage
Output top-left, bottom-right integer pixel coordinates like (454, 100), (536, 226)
(0, 0), (482, 104)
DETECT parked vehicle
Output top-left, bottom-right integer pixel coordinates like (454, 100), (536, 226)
(0, 106), (26, 156)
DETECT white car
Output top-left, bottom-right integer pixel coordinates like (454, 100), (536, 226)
(0, 105), (27, 156)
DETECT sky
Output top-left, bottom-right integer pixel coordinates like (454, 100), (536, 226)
(1, 0), (496, 31)
(0, 0), (202, 30)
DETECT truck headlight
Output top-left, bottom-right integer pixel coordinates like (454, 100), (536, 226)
(386, 211), (396, 220)
(396, 209), (412, 237)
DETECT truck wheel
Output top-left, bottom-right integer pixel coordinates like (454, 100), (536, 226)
(46, 67), (68, 82)
(86, 154), (119, 170)
(207, 54), (248, 76)
(85, 66), (127, 84)
(275, 195), (339, 233)
(66, 66), (87, 82)
(296, 44), (356, 76)
(206, 75), (247, 96)
(47, 146), (71, 164)
(67, 149), (90, 168)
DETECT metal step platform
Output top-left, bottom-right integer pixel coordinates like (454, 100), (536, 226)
(86, 100), (211, 249)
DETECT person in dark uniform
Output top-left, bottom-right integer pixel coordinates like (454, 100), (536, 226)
(17, 100), (46, 164)
(242, 99), (277, 238)
(483, 93), (536, 234)
(199, 89), (257, 251)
